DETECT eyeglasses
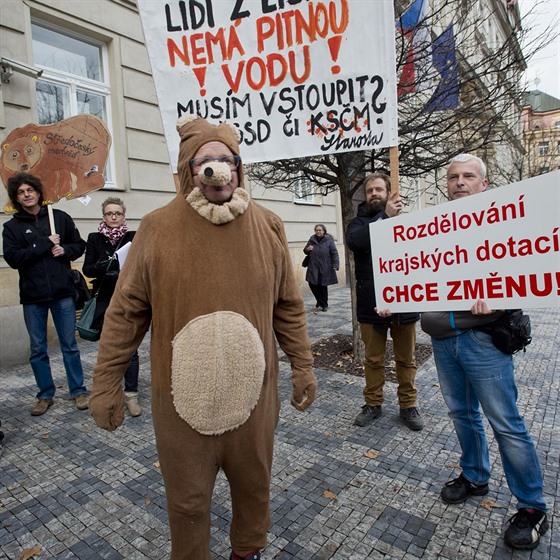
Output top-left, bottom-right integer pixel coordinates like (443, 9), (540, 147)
(190, 155), (241, 171)
(103, 211), (124, 218)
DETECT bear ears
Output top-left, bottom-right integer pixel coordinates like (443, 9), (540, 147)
(176, 114), (241, 144)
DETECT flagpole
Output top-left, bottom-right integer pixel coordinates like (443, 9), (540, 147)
(390, 145), (399, 195)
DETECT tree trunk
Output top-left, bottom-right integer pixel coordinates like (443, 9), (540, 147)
(336, 153), (365, 364)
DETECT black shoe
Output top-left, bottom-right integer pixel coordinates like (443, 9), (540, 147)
(441, 474), (489, 504)
(504, 508), (549, 550)
(399, 407), (424, 431)
(320, 307), (327, 312)
(354, 404), (382, 427)
(315, 303), (320, 308)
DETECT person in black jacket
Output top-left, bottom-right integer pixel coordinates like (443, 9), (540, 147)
(303, 224), (339, 311)
(83, 197), (141, 417)
(3, 173), (88, 416)
(345, 172), (423, 431)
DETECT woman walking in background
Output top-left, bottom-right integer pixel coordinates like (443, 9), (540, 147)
(304, 224), (339, 312)
(83, 197), (141, 417)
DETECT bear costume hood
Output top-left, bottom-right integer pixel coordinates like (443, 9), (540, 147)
(176, 115), (245, 197)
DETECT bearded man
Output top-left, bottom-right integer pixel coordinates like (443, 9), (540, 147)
(345, 172), (423, 431)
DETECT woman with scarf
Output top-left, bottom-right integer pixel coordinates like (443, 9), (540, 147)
(83, 197), (141, 416)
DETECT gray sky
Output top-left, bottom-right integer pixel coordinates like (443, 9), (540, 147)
(520, 0), (560, 98)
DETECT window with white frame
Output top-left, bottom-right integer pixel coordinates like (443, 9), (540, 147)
(31, 21), (115, 186)
(538, 141), (549, 156)
(293, 175), (315, 204)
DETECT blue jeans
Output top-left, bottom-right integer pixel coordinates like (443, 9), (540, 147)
(432, 329), (546, 511)
(124, 350), (140, 392)
(23, 297), (87, 400)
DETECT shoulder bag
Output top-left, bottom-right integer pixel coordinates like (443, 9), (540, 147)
(481, 309), (532, 355)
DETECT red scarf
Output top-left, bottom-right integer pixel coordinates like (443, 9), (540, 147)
(98, 221), (129, 245)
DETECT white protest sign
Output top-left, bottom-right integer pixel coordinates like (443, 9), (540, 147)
(136, 0), (398, 169)
(370, 171), (560, 312)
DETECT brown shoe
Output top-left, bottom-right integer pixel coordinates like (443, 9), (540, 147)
(125, 392), (142, 417)
(31, 399), (54, 416)
(75, 394), (89, 410)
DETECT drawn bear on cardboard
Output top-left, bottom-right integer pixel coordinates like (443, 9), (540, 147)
(1, 114), (111, 211)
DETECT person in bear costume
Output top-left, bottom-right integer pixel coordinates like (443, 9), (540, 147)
(89, 115), (317, 559)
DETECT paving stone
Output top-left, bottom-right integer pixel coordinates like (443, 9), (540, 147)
(0, 287), (557, 559)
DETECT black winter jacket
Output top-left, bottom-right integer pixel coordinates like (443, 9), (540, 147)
(83, 230), (135, 330)
(303, 233), (339, 286)
(345, 202), (419, 326)
(3, 206), (86, 305)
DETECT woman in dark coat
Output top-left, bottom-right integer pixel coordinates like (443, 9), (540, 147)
(303, 224), (340, 311)
(83, 197), (141, 416)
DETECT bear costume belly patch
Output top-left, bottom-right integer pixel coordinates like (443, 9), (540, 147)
(171, 311), (266, 435)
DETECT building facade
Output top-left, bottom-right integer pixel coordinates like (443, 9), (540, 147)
(522, 90), (560, 177)
(0, 0), (344, 365)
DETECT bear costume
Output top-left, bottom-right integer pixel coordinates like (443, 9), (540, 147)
(89, 115), (317, 559)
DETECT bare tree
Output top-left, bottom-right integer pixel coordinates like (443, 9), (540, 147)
(246, 0), (558, 359)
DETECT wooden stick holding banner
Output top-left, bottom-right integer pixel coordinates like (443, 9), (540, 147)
(390, 145), (399, 195)
(47, 204), (56, 235)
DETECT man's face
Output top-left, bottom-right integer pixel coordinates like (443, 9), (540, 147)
(364, 178), (389, 215)
(16, 183), (41, 214)
(191, 141), (239, 204)
(447, 160), (488, 200)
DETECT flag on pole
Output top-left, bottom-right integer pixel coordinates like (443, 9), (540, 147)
(396, 0), (434, 97)
(423, 25), (460, 112)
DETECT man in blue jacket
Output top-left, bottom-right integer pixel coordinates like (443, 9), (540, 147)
(345, 172), (423, 431)
(3, 173), (89, 416)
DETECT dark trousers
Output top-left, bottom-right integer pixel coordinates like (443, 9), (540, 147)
(124, 350), (140, 392)
(308, 283), (328, 308)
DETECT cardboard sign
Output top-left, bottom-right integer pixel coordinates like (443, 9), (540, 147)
(370, 171), (560, 311)
(137, 0), (398, 169)
(1, 115), (111, 211)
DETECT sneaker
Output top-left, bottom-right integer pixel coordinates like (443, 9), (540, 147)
(399, 407), (424, 431)
(75, 394), (89, 410)
(441, 474), (489, 504)
(31, 399), (54, 416)
(230, 550), (261, 560)
(504, 508), (549, 550)
(354, 404), (382, 427)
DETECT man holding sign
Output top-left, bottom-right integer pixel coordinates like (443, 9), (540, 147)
(2, 173), (89, 416)
(346, 173), (424, 431)
(421, 155), (548, 550)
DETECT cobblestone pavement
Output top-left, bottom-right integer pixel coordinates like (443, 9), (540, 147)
(1, 286), (558, 559)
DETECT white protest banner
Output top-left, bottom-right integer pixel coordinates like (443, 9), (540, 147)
(370, 171), (560, 312)
(136, 0), (398, 170)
